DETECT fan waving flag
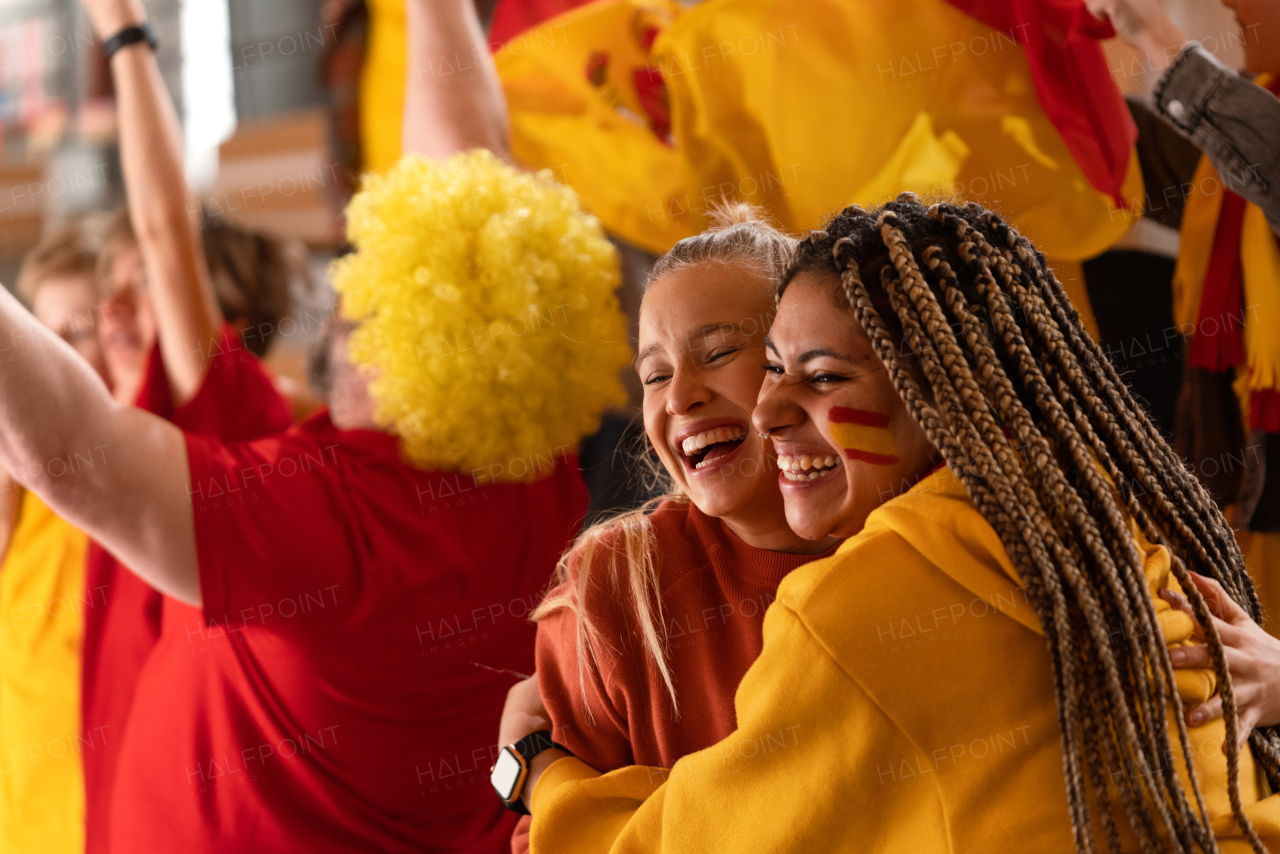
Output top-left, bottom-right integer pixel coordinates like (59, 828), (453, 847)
(946, 0), (1136, 209)
(493, 0), (1143, 263)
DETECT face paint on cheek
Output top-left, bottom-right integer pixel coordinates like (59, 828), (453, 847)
(827, 407), (900, 466)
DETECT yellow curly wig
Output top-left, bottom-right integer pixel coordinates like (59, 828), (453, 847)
(332, 150), (631, 481)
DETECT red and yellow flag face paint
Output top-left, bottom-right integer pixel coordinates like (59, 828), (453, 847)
(828, 407), (899, 466)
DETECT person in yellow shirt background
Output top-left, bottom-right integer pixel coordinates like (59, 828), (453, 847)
(501, 195), (1280, 853)
(0, 221), (110, 854)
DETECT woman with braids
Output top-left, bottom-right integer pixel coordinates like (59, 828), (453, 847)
(499, 194), (1280, 853)
(501, 203), (838, 851)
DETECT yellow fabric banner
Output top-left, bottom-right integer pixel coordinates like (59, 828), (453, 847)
(491, 0), (1143, 258)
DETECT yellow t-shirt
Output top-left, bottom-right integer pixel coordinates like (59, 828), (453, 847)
(0, 490), (87, 854)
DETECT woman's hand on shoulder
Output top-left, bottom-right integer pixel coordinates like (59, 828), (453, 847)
(499, 675), (552, 748)
(1163, 573), (1280, 746)
(497, 675), (572, 811)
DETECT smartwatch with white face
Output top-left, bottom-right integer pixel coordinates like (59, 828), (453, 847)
(491, 730), (565, 815)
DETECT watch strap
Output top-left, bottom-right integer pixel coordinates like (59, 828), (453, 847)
(512, 729), (564, 764)
(103, 21), (158, 62)
(500, 730), (568, 814)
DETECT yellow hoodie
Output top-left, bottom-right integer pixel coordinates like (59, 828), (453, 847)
(530, 467), (1280, 853)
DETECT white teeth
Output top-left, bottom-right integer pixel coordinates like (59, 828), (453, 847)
(776, 454), (839, 481)
(780, 467), (836, 482)
(681, 425), (747, 457)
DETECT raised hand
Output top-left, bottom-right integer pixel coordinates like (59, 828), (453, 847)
(80, 0), (147, 39)
(1084, 0), (1190, 70)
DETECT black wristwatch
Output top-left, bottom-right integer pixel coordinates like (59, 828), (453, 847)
(490, 730), (567, 815)
(103, 21), (158, 62)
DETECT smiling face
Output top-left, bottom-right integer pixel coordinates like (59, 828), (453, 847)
(98, 241), (156, 400)
(754, 270), (940, 540)
(31, 273), (109, 384)
(637, 262), (801, 547)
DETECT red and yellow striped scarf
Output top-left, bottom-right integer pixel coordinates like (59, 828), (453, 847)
(1173, 73), (1280, 432)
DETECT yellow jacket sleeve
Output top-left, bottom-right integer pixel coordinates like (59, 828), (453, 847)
(530, 468), (1280, 852)
(529, 598), (947, 853)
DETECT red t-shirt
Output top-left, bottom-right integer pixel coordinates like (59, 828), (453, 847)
(108, 410), (588, 853)
(512, 499), (835, 852)
(81, 326), (292, 854)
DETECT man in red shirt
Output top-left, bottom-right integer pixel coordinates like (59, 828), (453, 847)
(5, 0), (629, 851)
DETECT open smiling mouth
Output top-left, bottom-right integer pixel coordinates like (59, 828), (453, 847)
(680, 425), (747, 471)
(776, 454), (840, 482)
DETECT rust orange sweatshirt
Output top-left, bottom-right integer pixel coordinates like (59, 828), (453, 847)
(512, 498), (833, 851)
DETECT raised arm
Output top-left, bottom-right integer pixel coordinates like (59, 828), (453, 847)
(1087, 0), (1280, 232)
(86, 0), (223, 404)
(0, 287), (198, 604)
(402, 0), (510, 159)
(1150, 45), (1280, 233)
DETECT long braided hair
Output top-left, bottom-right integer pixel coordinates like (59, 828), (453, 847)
(784, 194), (1279, 853)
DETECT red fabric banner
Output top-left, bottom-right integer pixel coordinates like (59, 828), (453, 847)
(942, 0), (1136, 206)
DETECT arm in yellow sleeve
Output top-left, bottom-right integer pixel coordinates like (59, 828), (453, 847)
(529, 601), (948, 854)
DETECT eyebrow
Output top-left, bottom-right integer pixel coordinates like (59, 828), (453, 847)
(635, 342), (661, 366)
(764, 336), (857, 364)
(797, 348), (857, 364)
(637, 322), (752, 367)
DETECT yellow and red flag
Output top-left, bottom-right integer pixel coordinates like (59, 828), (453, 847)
(491, 0), (1143, 264)
(828, 407), (901, 466)
(489, 0), (598, 46)
(357, 0), (1142, 337)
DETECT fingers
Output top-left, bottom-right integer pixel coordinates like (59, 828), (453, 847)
(498, 674), (550, 747)
(504, 675), (548, 724)
(1187, 573), (1249, 624)
(1238, 707), (1261, 748)
(1213, 617), (1246, 650)
(1160, 587), (1194, 616)
(1186, 695), (1223, 728)
(1220, 708), (1261, 754)
(1168, 643), (1213, 670)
